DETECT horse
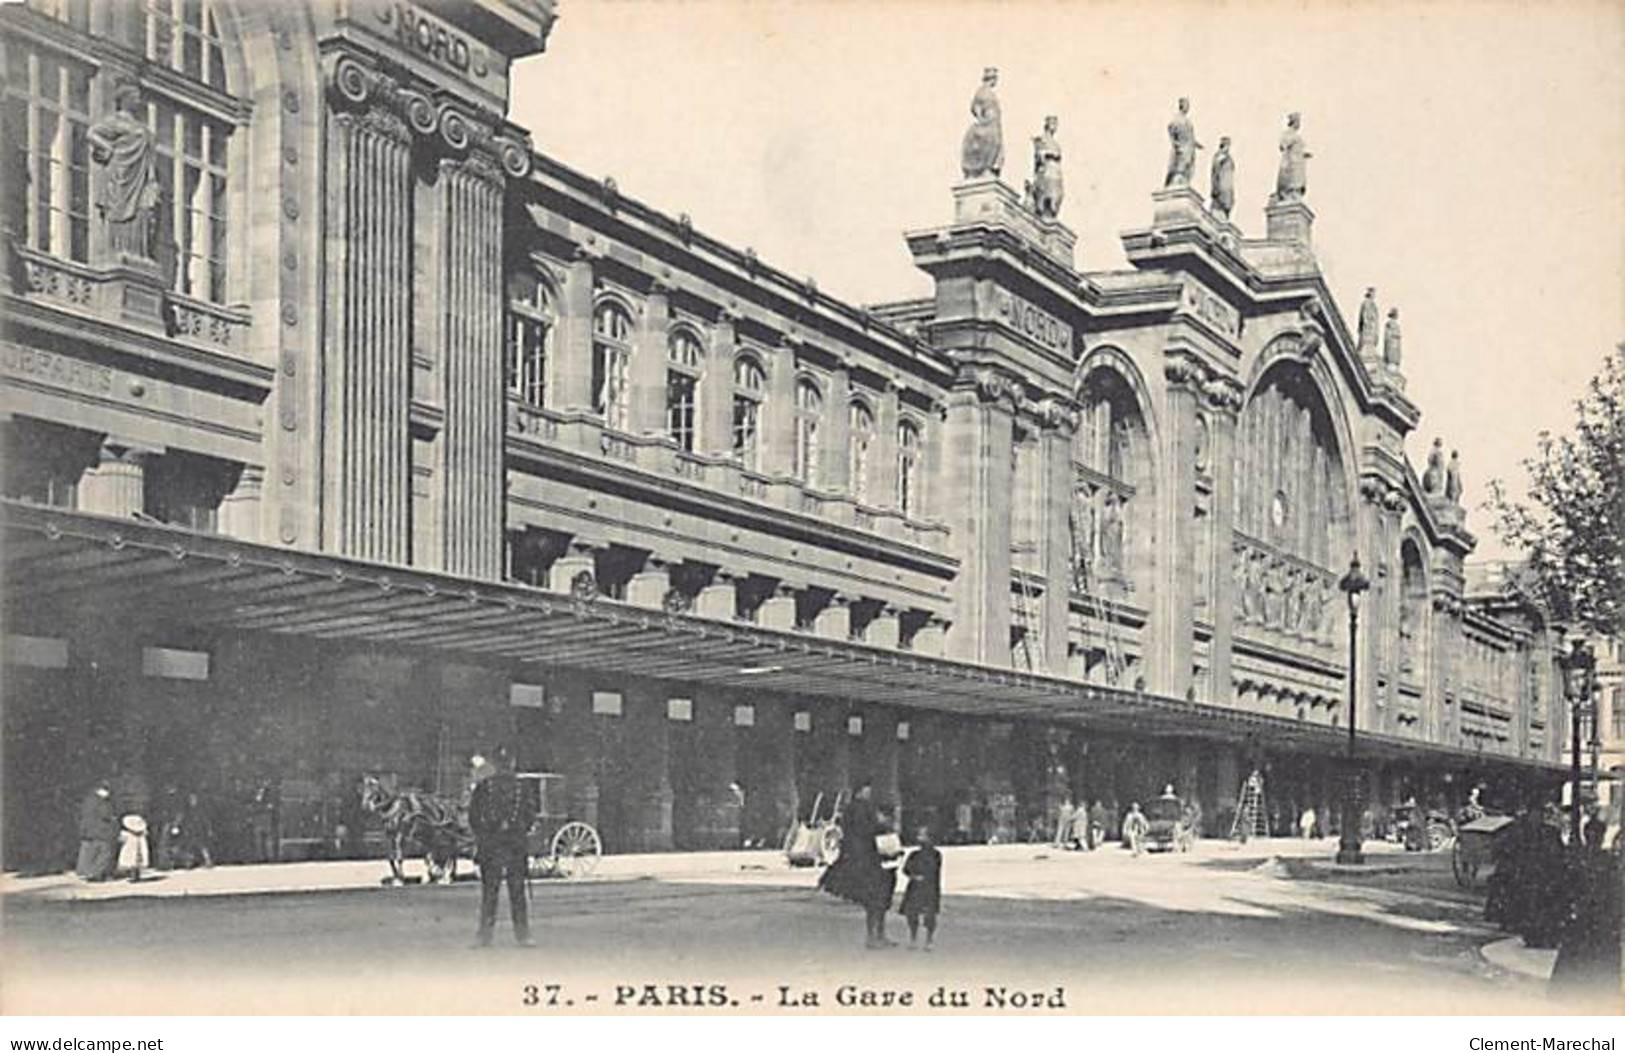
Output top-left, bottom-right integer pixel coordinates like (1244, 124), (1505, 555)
(358, 775), (476, 886)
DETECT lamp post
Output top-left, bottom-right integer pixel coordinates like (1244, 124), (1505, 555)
(1558, 637), (1595, 845)
(1336, 554), (1370, 865)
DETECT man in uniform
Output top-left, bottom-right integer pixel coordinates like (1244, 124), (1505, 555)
(469, 745), (532, 947)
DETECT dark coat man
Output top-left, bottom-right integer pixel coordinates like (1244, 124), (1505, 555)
(76, 786), (117, 880)
(468, 748), (532, 947)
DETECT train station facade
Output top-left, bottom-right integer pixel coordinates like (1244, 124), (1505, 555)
(0, 0), (1569, 869)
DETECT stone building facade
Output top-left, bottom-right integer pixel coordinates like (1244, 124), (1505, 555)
(0, 0), (1566, 869)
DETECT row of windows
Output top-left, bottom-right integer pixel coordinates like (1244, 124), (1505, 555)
(505, 290), (926, 517)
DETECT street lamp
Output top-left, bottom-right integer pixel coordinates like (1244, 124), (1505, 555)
(1337, 554), (1370, 865)
(1558, 637), (1595, 845)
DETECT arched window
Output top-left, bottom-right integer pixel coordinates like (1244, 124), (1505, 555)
(665, 328), (704, 451)
(592, 300), (634, 431)
(2, 42), (93, 263)
(897, 418), (922, 518)
(793, 378), (822, 484)
(848, 400), (875, 502)
(506, 276), (553, 407)
(139, 0), (229, 91)
(731, 354), (765, 469)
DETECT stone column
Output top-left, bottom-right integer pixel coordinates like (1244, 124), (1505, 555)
(822, 363), (851, 493)
(813, 593), (852, 641)
(219, 464), (265, 542)
(436, 157), (506, 579)
(548, 541), (599, 594)
(942, 368), (1016, 664)
(631, 281), (671, 437)
(912, 615), (948, 657)
(557, 250), (597, 412)
(1152, 355), (1203, 698)
(322, 58), (413, 564)
(80, 442), (153, 517)
(763, 338), (798, 477)
(626, 558), (672, 608)
(701, 310), (738, 456)
(868, 606), (902, 650)
(1204, 382), (1243, 703)
(694, 572), (738, 620)
(759, 583), (797, 632)
(1039, 401), (1076, 673)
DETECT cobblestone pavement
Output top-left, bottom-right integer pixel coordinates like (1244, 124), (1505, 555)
(2, 839), (1583, 1015)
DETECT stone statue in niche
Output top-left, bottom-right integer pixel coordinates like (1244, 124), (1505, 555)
(1262, 560), (1283, 627)
(1422, 437), (1445, 495)
(1027, 116), (1064, 219)
(1357, 288), (1379, 354)
(88, 82), (160, 262)
(1272, 112), (1310, 203)
(1283, 572), (1301, 635)
(1234, 549), (1250, 620)
(1383, 308), (1403, 369)
(1209, 136), (1235, 219)
(960, 67), (1004, 179)
(1164, 97), (1203, 188)
(1101, 493), (1125, 578)
(1445, 450), (1463, 503)
(1068, 487), (1095, 591)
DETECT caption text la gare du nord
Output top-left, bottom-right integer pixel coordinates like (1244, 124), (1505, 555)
(523, 982), (1069, 1010)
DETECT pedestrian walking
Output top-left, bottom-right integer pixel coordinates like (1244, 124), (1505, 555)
(1299, 806), (1317, 840)
(116, 814), (150, 882)
(170, 792), (215, 868)
(468, 745), (532, 947)
(1053, 796), (1077, 849)
(818, 782), (898, 949)
(1122, 802), (1148, 856)
(899, 826), (942, 950)
(76, 784), (117, 881)
(1087, 799), (1106, 851)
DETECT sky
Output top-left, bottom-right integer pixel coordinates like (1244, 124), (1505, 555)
(509, 0), (1625, 560)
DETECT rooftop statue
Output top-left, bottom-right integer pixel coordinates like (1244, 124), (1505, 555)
(88, 82), (160, 261)
(1357, 288), (1379, 355)
(1445, 451), (1463, 503)
(1272, 112), (1310, 203)
(1422, 437), (1445, 495)
(1209, 136), (1235, 219)
(1027, 116), (1064, 220)
(960, 67), (1004, 179)
(1383, 307), (1403, 369)
(1164, 97), (1202, 188)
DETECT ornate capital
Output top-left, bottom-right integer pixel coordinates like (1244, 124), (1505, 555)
(961, 365), (1021, 409)
(1163, 350), (1208, 391)
(1199, 376), (1245, 414)
(1036, 396), (1081, 434)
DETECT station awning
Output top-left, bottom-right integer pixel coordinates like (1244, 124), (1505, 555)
(0, 500), (1566, 777)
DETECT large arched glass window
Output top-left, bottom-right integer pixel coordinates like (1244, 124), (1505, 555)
(506, 276), (553, 407)
(592, 300), (633, 431)
(897, 418), (922, 518)
(793, 378), (822, 484)
(731, 354), (765, 469)
(848, 400), (875, 502)
(2, 42), (93, 263)
(666, 328), (704, 451)
(140, 0), (229, 91)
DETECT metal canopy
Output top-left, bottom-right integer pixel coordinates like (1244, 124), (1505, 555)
(0, 500), (1564, 777)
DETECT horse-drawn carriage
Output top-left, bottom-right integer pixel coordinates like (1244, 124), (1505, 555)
(359, 771), (601, 885)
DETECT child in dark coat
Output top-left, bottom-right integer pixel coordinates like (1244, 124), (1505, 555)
(899, 827), (942, 949)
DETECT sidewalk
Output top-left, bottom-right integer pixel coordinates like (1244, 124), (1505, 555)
(1480, 936), (1558, 982)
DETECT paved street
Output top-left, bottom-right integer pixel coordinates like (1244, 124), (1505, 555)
(0, 839), (1582, 1015)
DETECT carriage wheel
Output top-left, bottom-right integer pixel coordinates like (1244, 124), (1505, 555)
(819, 824), (842, 866)
(1427, 822), (1451, 854)
(551, 822), (602, 878)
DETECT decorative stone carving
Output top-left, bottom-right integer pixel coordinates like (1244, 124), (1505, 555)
(1100, 492), (1125, 577)
(1026, 116), (1064, 219)
(1209, 136), (1235, 219)
(1357, 288), (1379, 355)
(1272, 112), (1310, 203)
(960, 67), (1004, 179)
(1164, 97), (1202, 188)
(88, 82), (159, 261)
(1068, 488), (1094, 592)
(967, 365), (1020, 408)
(1444, 450), (1462, 503)
(1422, 437), (1445, 495)
(1383, 307), (1403, 369)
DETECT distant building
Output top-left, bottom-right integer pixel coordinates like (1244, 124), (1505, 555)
(0, 0), (1565, 869)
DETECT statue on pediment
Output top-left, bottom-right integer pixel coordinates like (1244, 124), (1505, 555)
(1028, 116), (1064, 219)
(961, 68), (1004, 179)
(88, 82), (159, 261)
(1383, 308), (1403, 369)
(1422, 437), (1445, 495)
(1272, 112), (1310, 203)
(1209, 136), (1235, 219)
(1445, 450), (1463, 503)
(1357, 288), (1379, 355)
(1165, 97), (1203, 188)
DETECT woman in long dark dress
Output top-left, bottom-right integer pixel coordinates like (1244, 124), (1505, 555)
(818, 783), (897, 949)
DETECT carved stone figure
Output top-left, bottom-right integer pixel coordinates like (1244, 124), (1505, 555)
(1357, 288), (1379, 354)
(1262, 559), (1283, 627)
(1027, 115), (1064, 219)
(1422, 437), (1445, 495)
(1101, 493), (1125, 578)
(88, 82), (160, 261)
(1164, 97), (1202, 188)
(1383, 308), (1403, 369)
(1209, 136), (1235, 219)
(1272, 112), (1310, 203)
(1283, 574), (1301, 635)
(1068, 487), (1095, 591)
(1445, 450), (1463, 503)
(960, 68), (1004, 179)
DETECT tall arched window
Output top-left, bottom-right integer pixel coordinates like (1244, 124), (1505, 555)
(731, 354), (765, 469)
(3, 41), (93, 263)
(793, 378), (822, 484)
(848, 400), (875, 502)
(897, 418), (922, 518)
(592, 300), (633, 431)
(506, 275), (553, 407)
(666, 328), (704, 451)
(140, 0), (229, 91)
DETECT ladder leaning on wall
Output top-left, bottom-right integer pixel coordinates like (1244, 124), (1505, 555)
(1230, 771), (1269, 840)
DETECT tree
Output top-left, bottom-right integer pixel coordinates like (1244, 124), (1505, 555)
(1486, 344), (1624, 636)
